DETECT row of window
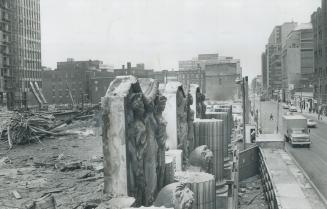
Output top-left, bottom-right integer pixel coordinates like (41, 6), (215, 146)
(315, 66), (327, 77)
(21, 69), (41, 79)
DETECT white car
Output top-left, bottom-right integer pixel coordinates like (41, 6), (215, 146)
(307, 119), (317, 128)
(289, 106), (297, 112)
(282, 104), (289, 109)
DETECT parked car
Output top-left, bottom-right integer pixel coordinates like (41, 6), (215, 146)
(289, 106), (297, 112)
(282, 104), (289, 109)
(307, 119), (317, 128)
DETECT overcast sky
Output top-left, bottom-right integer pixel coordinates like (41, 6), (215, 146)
(40, 0), (321, 79)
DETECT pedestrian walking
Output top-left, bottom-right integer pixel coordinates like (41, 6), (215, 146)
(270, 113), (274, 120)
(319, 107), (323, 120)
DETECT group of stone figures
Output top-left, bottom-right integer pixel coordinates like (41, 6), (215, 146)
(125, 79), (168, 206)
(102, 76), (208, 209)
(177, 85), (207, 169)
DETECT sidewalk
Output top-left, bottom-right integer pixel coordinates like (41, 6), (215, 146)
(298, 108), (327, 125)
(261, 147), (326, 209)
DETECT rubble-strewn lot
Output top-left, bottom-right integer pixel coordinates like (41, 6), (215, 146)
(238, 175), (268, 209)
(0, 118), (107, 209)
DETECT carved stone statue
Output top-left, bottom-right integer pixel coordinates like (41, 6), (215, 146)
(154, 94), (167, 191)
(154, 182), (194, 209)
(126, 92), (147, 206)
(196, 92), (206, 119)
(189, 145), (213, 173)
(103, 76), (169, 207)
(143, 98), (158, 206)
(200, 94), (206, 118)
(177, 90), (189, 168)
(186, 93), (195, 155)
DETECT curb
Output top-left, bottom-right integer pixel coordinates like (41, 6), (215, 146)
(285, 145), (327, 208)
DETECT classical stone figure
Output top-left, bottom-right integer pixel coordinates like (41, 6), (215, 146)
(154, 182), (194, 209)
(126, 92), (147, 206)
(189, 145), (213, 173)
(154, 94), (167, 191)
(200, 94), (206, 118)
(177, 89), (189, 168)
(143, 96), (159, 206)
(186, 93), (195, 154)
(196, 92), (206, 119)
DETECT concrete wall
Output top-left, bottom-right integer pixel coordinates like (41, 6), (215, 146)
(239, 145), (259, 181)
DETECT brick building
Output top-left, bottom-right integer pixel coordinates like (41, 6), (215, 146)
(42, 59), (113, 105)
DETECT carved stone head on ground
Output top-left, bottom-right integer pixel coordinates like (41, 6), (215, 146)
(154, 182), (194, 209)
(189, 145), (213, 173)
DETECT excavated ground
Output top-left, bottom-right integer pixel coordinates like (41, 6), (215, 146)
(0, 120), (106, 209)
(238, 175), (268, 209)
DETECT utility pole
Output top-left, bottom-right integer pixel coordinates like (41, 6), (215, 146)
(242, 77), (246, 150)
(259, 87), (262, 131)
(300, 88), (303, 113)
(277, 89), (280, 133)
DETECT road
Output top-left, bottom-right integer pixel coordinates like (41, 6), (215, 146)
(259, 100), (327, 201)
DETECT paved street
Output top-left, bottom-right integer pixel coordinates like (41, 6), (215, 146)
(259, 100), (327, 201)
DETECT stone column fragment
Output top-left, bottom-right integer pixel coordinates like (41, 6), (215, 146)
(175, 171), (216, 209)
(193, 119), (226, 192)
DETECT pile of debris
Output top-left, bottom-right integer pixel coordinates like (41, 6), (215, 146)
(238, 175), (268, 209)
(0, 112), (58, 147)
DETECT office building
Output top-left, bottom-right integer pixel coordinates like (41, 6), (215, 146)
(0, 0), (42, 109)
(179, 54), (242, 101)
(281, 23), (314, 103)
(264, 22), (298, 99)
(312, 0), (327, 106)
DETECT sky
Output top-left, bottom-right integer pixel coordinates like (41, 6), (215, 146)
(40, 0), (321, 80)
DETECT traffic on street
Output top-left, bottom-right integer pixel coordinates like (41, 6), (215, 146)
(258, 99), (327, 201)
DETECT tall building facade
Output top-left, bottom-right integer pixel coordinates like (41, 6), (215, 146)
(264, 22), (298, 99)
(0, 0), (10, 108)
(312, 0), (327, 106)
(261, 52), (267, 95)
(0, 0), (42, 109)
(179, 54), (242, 101)
(281, 23), (314, 102)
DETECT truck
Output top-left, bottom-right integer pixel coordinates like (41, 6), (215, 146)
(282, 114), (311, 148)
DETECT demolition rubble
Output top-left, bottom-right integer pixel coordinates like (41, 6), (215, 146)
(0, 76), (324, 209)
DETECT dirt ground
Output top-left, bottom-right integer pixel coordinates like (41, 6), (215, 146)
(0, 119), (106, 209)
(238, 175), (268, 209)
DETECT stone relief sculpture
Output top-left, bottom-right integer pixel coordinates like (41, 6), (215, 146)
(139, 78), (171, 205)
(126, 92), (147, 206)
(186, 93), (195, 155)
(176, 88), (189, 168)
(154, 93), (168, 191)
(140, 78), (161, 206)
(154, 182), (194, 209)
(103, 76), (171, 207)
(189, 145), (213, 173)
(196, 91), (206, 119)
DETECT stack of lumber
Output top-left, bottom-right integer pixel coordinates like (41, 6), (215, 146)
(1, 112), (57, 145)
